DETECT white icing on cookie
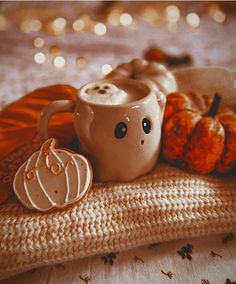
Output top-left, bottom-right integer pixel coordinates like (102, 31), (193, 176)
(13, 138), (92, 212)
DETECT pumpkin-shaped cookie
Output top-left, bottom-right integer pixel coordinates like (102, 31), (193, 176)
(162, 92), (236, 174)
(105, 58), (177, 95)
(13, 138), (93, 211)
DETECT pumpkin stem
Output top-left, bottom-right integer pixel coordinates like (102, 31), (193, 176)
(205, 93), (221, 117)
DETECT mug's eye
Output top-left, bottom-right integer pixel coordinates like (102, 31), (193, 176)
(114, 122), (127, 139)
(142, 118), (151, 134)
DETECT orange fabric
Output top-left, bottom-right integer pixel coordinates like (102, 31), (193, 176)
(0, 84), (77, 203)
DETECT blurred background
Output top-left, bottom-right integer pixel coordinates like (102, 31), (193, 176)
(0, 1), (236, 109)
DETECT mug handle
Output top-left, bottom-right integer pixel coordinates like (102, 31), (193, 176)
(38, 100), (76, 142)
(142, 79), (166, 122)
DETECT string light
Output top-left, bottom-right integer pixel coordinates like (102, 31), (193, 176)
(34, 52), (46, 64)
(20, 19), (42, 33)
(212, 10), (226, 23)
(76, 57), (87, 68)
(120, 13), (133, 27)
(50, 45), (60, 54)
(73, 19), (85, 32)
(33, 37), (44, 48)
(53, 56), (66, 68)
(165, 5), (180, 23)
(0, 14), (8, 31)
(209, 6), (226, 23)
(107, 9), (122, 26)
(208, 4), (226, 23)
(94, 23), (106, 35)
(142, 7), (162, 26)
(101, 64), (112, 75)
(186, 13), (200, 28)
(51, 17), (66, 34)
(94, 23), (107, 35)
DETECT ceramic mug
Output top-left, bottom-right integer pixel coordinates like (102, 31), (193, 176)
(39, 78), (166, 182)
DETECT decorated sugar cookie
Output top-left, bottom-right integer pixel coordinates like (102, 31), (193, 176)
(13, 138), (93, 212)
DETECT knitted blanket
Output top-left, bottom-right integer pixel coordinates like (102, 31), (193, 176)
(1, 162), (236, 279)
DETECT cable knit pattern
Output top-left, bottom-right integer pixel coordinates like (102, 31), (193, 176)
(0, 162), (236, 279)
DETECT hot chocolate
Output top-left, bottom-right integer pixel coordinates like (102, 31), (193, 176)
(79, 80), (149, 106)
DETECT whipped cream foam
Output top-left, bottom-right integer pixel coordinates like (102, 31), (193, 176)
(81, 82), (128, 105)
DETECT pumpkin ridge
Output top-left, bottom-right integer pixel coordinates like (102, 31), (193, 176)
(216, 123), (236, 173)
(183, 117), (225, 174)
(162, 110), (202, 164)
(162, 92), (236, 174)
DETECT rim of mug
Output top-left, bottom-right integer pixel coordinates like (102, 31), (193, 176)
(77, 78), (154, 108)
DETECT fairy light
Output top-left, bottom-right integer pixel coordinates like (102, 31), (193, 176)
(142, 7), (162, 26)
(76, 57), (87, 68)
(101, 64), (112, 75)
(72, 19), (85, 31)
(107, 9), (122, 26)
(33, 37), (44, 48)
(186, 13), (200, 28)
(34, 52), (46, 64)
(213, 10), (226, 23)
(51, 17), (66, 34)
(120, 13), (133, 27)
(0, 14), (8, 31)
(165, 5), (180, 23)
(94, 23), (107, 35)
(208, 4), (226, 23)
(20, 19), (42, 33)
(53, 56), (66, 68)
(50, 45), (60, 54)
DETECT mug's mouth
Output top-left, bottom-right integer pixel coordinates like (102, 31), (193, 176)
(78, 78), (152, 109)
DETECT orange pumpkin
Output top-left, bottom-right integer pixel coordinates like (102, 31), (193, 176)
(162, 92), (236, 174)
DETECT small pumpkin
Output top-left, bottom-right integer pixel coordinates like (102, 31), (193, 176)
(144, 46), (192, 67)
(162, 92), (236, 174)
(106, 58), (177, 95)
(13, 138), (93, 211)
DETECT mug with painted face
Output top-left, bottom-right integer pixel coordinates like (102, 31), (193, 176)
(39, 78), (166, 182)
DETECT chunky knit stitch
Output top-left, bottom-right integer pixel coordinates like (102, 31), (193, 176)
(0, 162), (236, 279)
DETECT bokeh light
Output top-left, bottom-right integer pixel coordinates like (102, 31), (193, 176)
(142, 7), (162, 26)
(101, 64), (112, 75)
(33, 37), (44, 48)
(51, 17), (67, 34)
(20, 19), (42, 33)
(213, 11), (226, 23)
(34, 52), (46, 64)
(73, 19), (85, 32)
(186, 13), (200, 28)
(76, 57), (87, 68)
(107, 9), (122, 26)
(165, 5), (180, 23)
(53, 56), (66, 68)
(120, 13), (133, 27)
(0, 14), (8, 31)
(50, 45), (60, 54)
(94, 23), (107, 35)
(208, 4), (226, 23)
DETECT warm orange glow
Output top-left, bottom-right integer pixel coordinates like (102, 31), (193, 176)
(76, 57), (87, 68)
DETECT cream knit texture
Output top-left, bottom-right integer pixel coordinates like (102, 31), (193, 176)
(0, 162), (236, 280)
